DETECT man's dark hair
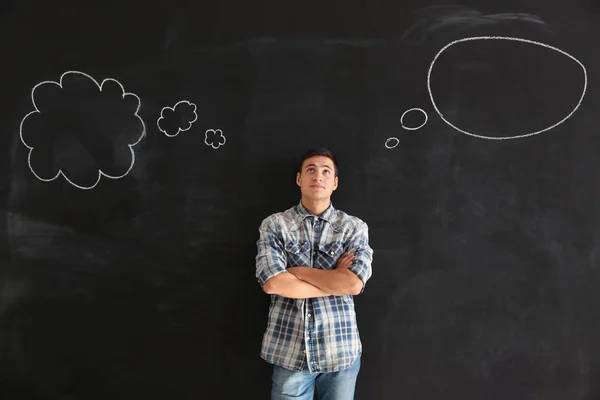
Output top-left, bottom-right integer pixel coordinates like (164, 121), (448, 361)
(298, 148), (339, 176)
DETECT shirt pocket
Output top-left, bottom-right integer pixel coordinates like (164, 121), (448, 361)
(285, 240), (311, 267)
(316, 241), (345, 270)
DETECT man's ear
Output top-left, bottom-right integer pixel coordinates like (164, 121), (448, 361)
(296, 172), (301, 187)
(333, 176), (338, 191)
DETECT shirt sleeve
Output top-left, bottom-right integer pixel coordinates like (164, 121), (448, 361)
(255, 218), (288, 288)
(345, 221), (373, 293)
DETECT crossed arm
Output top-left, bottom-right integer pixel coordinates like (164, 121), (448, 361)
(263, 253), (362, 298)
(257, 220), (372, 299)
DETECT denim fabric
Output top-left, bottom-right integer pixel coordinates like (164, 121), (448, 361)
(271, 355), (361, 400)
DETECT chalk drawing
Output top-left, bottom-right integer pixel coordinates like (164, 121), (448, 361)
(427, 36), (587, 140)
(19, 70), (146, 190)
(205, 129), (226, 149)
(157, 100), (198, 137)
(401, 108), (428, 130)
(384, 108), (427, 148)
(385, 137), (400, 149)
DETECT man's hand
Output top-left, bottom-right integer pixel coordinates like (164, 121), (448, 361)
(335, 252), (355, 269)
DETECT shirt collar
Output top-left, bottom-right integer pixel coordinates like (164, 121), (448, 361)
(296, 200), (336, 224)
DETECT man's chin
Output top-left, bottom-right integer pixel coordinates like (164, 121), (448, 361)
(303, 194), (330, 201)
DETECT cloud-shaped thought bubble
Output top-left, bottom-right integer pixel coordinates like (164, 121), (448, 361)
(157, 100), (198, 137)
(205, 129), (226, 149)
(19, 70), (146, 190)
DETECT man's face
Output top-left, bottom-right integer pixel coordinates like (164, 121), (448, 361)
(296, 156), (338, 201)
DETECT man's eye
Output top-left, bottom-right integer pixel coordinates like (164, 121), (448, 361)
(324, 170), (330, 174)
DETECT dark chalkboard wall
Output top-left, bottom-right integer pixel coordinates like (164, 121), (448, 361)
(2, 0), (600, 399)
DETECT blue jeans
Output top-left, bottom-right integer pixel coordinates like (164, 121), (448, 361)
(271, 356), (361, 400)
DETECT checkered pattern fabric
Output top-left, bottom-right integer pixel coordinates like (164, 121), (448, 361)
(256, 201), (373, 372)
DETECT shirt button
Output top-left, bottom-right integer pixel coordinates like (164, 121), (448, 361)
(308, 313), (311, 318)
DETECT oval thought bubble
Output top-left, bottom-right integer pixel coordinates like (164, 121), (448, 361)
(427, 36), (587, 140)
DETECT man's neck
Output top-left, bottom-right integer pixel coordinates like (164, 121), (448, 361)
(301, 198), (331, 217)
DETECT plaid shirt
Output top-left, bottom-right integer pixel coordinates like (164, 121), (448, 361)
(255, 201), (373, 373)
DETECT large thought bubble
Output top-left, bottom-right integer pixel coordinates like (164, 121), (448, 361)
(427, 36), (588, 140)
(19, 71), (145, 189)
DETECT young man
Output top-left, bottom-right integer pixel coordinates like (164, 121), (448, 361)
(255, 148), (374, 400)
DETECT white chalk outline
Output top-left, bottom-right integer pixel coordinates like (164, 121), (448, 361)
(157, 100), (198, 137)
(19, 70), (146, 190)
(204, 129), (226, 149)
(385, 137), (400, 149)
(400, 108), (428, 130)
(427, 36), (588, 140)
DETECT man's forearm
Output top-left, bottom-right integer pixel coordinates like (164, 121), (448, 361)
(288, 267), (359, 295)
(266, 272), (333, 299)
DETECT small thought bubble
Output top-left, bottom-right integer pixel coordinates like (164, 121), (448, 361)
(385, 137), (399, 149)
(157, 100), (198, 137)
(19, 70), (145, 190)
(401, 108), (428, 130)
(205, 129), (226, 149)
